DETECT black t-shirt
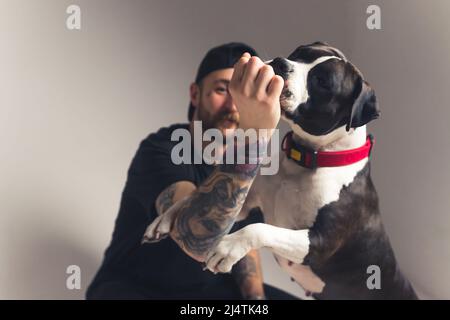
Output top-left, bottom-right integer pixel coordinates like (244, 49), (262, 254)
(87, 123), (261, 298)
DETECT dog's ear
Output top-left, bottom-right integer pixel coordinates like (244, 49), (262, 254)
(346, 78), (380, 131)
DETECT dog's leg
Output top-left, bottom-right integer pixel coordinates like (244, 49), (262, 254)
(205, 223), (309, 273)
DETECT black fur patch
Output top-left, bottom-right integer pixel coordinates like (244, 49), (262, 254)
(303, 163), (417, 299)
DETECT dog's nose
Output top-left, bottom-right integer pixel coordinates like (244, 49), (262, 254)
(269, 57), (293, 80)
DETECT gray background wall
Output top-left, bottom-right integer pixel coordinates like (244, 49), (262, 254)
(1, 0), (448, 299)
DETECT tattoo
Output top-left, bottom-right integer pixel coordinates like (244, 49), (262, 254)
(156, 184), (176, 215)
(174, 172), (249, 256)
(220, 162), (260, 179)
(219, 138), (268, 179)
(171, 138), (269, 258)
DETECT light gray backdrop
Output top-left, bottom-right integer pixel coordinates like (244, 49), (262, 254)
(1, 0), (449, 299)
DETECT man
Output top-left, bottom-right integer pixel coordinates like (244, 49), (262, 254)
(86, 43), (297, 299)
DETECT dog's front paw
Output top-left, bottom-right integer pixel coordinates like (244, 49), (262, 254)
(142, 210), (176, 244)
(205, 227), (258, 274)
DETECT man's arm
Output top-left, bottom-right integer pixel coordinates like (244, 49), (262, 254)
(172, 160), (262, 261)
(143, 53), (283, 262)
(232, 249), (265, 300)
(143, 159), (261, 262)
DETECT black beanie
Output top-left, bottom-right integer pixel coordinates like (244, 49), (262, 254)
(188, 42), (259, 121)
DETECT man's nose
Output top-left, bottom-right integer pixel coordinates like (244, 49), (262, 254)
(223, 93), (238, 113)
(269, 57), (293, 80)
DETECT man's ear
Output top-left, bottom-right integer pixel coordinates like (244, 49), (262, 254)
(346, 78), (380, 131)
(190, 82), (200, 108)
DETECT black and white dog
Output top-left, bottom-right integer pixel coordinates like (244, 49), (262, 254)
(146, 42), (418, 299)
(204, 42), (417, 299)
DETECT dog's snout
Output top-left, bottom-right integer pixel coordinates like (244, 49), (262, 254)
(269, 57), (293, 80)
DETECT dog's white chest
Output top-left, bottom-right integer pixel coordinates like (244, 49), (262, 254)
(264, 155), (367, 230)
(254, 144), (368, 296)
(273, 174), (325, 229)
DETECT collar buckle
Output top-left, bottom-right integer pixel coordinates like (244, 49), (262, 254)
(310, 150), (318, 169)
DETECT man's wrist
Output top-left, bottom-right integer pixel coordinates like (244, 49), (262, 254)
(219, 137), (268, 179)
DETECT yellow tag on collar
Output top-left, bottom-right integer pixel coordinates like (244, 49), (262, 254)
(290, 149), (302, 161)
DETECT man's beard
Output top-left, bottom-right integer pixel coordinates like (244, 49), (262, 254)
(197, 105), (240, 133)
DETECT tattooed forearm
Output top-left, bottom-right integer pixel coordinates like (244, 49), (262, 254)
(232, 249), (265, 299)
(156, 184), (176, 215)
(169, 139), (268, 260)
(173, 172), (250, 257)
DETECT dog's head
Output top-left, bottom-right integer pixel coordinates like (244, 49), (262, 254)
(269, 42), (380, 141)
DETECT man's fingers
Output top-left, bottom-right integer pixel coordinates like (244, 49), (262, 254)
(241, 56), (264, 92)
(254, 65), (275, 96)
(267, 75), (284, 98)
(231, 52), (251, 84)
(242, 52), (251, 59)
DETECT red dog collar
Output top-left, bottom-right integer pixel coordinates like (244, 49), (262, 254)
(282, 131), (375, 169)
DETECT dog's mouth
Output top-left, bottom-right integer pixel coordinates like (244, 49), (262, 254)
(280, 82), (295, 111)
